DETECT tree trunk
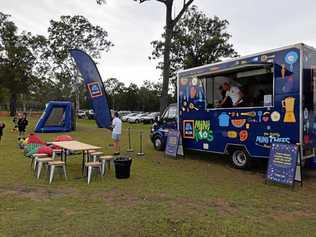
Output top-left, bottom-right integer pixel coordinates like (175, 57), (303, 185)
(160, 3), (173, 114)
(74, 69), (80, 113)
(9, 93), (17, 117)
(21, 94), (26, 112)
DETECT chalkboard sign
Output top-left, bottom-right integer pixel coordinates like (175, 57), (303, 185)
(165, 130), (180, 157)
(267, 143), (298, 186)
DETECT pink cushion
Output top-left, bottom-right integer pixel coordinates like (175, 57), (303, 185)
(37, 146), (53, 157)
(27, 134), (46, 145)
(54, 135), (74, 142)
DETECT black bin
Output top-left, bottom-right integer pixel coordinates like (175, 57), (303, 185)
(114, 157), (132, 179)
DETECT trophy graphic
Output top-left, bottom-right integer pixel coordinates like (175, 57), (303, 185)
(282, 97), (296, 123)
(281, 64), (286, 79)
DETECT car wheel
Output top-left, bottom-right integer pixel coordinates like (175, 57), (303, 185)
(153, 136), (164, 151)
(231, 149), (252, 169)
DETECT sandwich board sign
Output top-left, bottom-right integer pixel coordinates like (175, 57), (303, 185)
(165, 130), (183, 158)
(266, 143), (302, 187)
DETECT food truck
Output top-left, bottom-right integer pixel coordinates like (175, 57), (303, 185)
(150, 43), (316, 169)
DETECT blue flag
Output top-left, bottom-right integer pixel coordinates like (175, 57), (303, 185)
(69, 49), (112, 128)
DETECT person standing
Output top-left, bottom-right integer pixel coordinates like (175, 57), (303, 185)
(17, 113), (28, 140)
(0, 121), (5, 143)
(112, 112), (122, 155)
(220, 82), (244, 107)
(12, 113), (19, 132)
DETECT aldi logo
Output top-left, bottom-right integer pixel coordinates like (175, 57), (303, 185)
(183, 120), (194, 139)
(87, 82), (103, 98)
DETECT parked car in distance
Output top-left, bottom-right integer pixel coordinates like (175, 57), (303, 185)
(142, 112), (160, 124)
(77, 110), (86, 119)
(128, 113), (149, 123)
(122, 113), (138, 122)
(86, 109), (95, 120)
(118, 111), (131, 118)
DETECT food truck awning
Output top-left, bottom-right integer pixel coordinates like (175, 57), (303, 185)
(179, 62), (273, 78)
(207, 63), (273, 77)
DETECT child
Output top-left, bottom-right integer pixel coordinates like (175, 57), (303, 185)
(17, 113), (28, 140)
(112, 112), (122, 155)
(12, 114), (19, 132)
(0, 121), (5, 143)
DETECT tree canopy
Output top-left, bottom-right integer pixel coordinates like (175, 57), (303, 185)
(48, 15), (113, 102)
(151, 6), (238, 87)
(103, 78), (165, 112)
(0, 12), (49, 115)
(0, 12), (114, 115)
(133, 0), (194, 112)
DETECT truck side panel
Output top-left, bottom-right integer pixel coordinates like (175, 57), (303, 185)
(302, 46), (316, 157)
(179, 47), (301, 158)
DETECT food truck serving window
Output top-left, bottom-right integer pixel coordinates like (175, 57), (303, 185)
(202, 64), (274, 109)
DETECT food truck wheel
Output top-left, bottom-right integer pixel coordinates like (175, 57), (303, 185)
(231, 149), (251, 169)
(153, 136), (164, 151)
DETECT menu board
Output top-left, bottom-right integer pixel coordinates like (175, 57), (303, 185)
(267, 143), (298, 186)
(165, 130), (180, 157)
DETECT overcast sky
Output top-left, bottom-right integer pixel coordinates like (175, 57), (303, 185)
(2, 0), (316, 85)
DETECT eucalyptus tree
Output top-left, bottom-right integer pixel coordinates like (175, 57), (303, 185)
(97, 0), (194, 112)
(151, 6), (237, 88)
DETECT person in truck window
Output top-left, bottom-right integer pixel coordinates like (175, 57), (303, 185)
(220, 82), (244, 107)
(218, 85), (233, 108)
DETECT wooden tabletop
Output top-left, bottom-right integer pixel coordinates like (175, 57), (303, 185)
(51, 141), (101, 151)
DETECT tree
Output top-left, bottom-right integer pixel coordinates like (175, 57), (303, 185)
(0, 12), (49, 116)
(151, 6), (238, 88)
(48, 15), (113, 111)
(104, 78), (125, 110)
(139, 80), (161, 111)
(97, 0), (194, 113)
(134, 0), (194, 113)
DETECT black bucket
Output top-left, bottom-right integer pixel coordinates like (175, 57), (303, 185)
(114, 157), (132, 179)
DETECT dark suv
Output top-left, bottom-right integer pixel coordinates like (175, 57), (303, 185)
(150, 104), (177, 150)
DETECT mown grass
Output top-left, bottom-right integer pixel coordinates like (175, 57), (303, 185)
(0, 115), (316, 237)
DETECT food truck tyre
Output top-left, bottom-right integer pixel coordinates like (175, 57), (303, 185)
(230, 149), (252, 169)
(153, 136), (164, 151)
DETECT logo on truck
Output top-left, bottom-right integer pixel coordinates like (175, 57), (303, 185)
(255, 132), (291, 148)
(194, 120), (214, 142)
(183, 120), (194, 139)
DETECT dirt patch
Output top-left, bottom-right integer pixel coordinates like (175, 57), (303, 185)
(212, 198), (239, 216)
(271, 210), (316, 222)
(102, 189), (143, 208)
(0, 185), (76, 201)
(168, 197), (239, 217)
(102, 189), (239, 216)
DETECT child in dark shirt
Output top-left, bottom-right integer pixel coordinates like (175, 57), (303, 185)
(12, 114), (18, 132)
(17, 113), (28, 140)
(0, 121), (5, 143)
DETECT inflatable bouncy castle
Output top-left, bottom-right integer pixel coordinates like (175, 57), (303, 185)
(35, 101), (75, 133)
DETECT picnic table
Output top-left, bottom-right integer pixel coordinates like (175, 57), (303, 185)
(51, 141), (102, 175)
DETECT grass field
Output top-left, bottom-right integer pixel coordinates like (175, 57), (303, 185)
(0, 116), (316, 237)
